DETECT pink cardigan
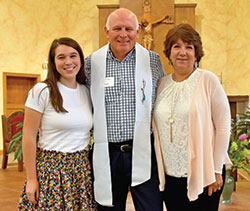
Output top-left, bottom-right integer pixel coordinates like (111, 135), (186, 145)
(153, 69), (231, 201)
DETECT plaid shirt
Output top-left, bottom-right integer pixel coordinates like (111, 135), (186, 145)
(85, 46), (165, 142)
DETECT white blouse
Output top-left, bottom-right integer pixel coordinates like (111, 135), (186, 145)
(154, 69), (200, 177)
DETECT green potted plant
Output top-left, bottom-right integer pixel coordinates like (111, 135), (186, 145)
(229, 106), (250, 176)
(7, 109), (24, 163)
(222, 106), (250, 203)
(7, 109), (39, 163)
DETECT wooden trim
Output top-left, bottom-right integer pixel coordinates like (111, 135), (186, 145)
(3, 72), (41, 78)
(97, 4), (119, 9)
(6, 104), (25, 108)
(227, 95), (249, 103)
(175, 3), (197, 8)
(3, 73), (7, 114)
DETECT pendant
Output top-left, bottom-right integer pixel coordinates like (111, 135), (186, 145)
(168, 115), (174, 142)
(141, 80), (146, 103)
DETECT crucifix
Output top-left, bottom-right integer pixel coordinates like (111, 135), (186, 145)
(140, 0), (173, 50)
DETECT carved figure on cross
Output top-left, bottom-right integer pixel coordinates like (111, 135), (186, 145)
(140, 15), (170, 50)
(140, 0), (172, 50)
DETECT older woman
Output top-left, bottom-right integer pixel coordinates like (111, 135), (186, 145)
(153, 24), (231, 210)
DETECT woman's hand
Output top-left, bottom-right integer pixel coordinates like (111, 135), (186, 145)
(208, 173), (223, 196)
(26, 179), (39, 204)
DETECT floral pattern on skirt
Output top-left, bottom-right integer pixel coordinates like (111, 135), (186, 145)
(18, 148), (97, 211)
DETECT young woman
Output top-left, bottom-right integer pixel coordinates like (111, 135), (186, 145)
(18, 37), (97, 210)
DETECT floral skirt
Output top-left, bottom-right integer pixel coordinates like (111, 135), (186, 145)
(18, 148), (97, 211)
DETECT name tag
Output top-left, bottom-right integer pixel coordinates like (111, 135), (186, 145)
(105, 77), (114, 87)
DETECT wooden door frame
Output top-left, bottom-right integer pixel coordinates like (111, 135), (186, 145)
(2, 72), (40, 116)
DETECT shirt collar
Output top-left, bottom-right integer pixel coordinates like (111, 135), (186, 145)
(107, 44), (135, 62)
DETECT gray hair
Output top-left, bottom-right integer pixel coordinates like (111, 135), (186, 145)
(105, 8), (139, 30)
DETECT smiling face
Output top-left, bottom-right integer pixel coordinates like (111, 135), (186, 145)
(170, 38), (196, 79)
(105, 9), (139, 61)
(54, 44), (81, 88)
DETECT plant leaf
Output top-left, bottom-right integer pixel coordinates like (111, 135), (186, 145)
(11, 130), (23, 140)
(14, 143), (22, 162)
(7, 139), (19, 154)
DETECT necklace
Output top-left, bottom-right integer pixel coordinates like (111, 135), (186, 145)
(168, 115), (175, 142)
(168, 76), (186, 142)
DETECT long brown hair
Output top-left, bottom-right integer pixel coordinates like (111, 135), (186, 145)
(43, 37), (85, 113)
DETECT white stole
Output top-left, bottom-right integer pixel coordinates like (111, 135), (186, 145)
(91, 43), (152, 206)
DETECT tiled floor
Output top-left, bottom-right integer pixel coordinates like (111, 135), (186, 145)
(0, 159), (250, 211)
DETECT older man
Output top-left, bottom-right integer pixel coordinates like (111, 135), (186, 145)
(85, 8), (165, 211)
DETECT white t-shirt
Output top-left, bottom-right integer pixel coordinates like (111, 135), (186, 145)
(25, 82), (93, 153)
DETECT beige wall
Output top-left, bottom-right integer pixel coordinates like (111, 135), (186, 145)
(0, 0), (118, 151)
(175, 0), (250, 95)
(0, 0), (250, 150)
